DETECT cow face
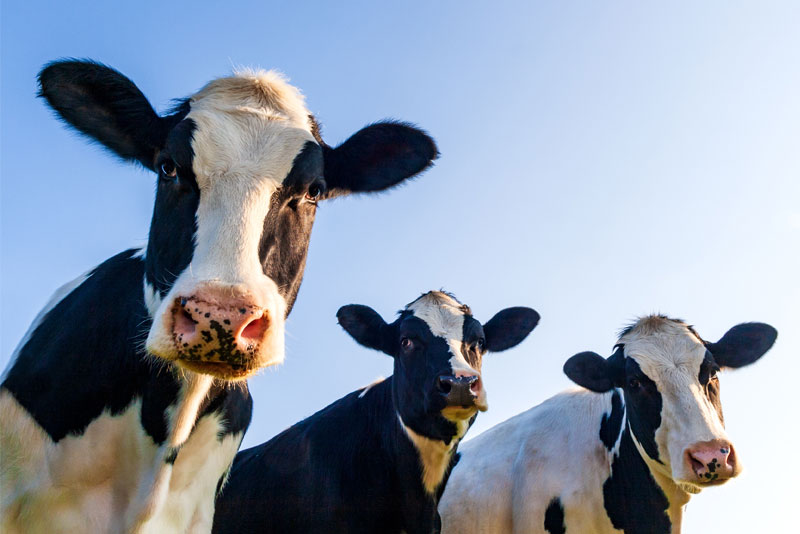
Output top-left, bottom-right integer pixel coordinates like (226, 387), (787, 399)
(564, 316), (777, 492)
(337, 291), (539, 442)
(38, 60), (437, 380)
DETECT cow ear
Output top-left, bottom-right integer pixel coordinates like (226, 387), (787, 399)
(321, 121), (438, 199)
(483, 307), (540, 352)
(337, 305), (393, 356)
(564, 351), (615, 393)
(706, 322), (777, 369)
(38, 59), (172, 170)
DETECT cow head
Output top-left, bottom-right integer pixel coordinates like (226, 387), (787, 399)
(564, 316), (777, 492)
(38, 60), (437, 380)
(337, 291), (539, 442)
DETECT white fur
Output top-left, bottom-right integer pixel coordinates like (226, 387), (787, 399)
(399, 415), (464, 495)
(1, 374), (241, 534)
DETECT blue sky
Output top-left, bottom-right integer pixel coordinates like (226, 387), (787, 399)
(2, 1), (798, 531)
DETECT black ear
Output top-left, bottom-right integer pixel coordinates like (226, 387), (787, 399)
(337, 304), (393, 356)
(322, 121), (438, 198)
(482, 307), (540, 352)
(38, 59), (173, 170)
(706, 322), (777, 368)
(564, 351), (615, 393)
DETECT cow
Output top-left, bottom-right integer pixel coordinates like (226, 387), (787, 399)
(439, 315), (777, 534)
(211, 291), (540, 534)
(0, 59), (438, 534)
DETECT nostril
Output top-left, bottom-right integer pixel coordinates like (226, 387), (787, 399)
(437, 377), (453, 394)
(687, 451), (705, 475)
(470, 377), (482, 393)
(240, 315), (267, 341)
(726, 447), (736, 469)
(174, 308), (197, 336)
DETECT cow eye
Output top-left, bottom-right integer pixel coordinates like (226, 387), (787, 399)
(400, 338), (414, 351)
(305, 182), (323, 202)
(160, 160), (178, 179)
(628, 377), (641, 390)
(476, 338), (486, 351)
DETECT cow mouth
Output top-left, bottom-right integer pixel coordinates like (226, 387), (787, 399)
(175, 359), (256, 380)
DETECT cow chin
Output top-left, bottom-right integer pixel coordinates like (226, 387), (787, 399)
(442, 405), (481, 421)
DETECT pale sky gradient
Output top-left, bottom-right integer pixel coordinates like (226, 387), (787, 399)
(2, 2), (799, 532)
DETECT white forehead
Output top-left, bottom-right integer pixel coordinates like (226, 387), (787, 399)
(406, 292), (469, 339)
(619, 316), (706, 378)
(186, 70), (316, 188)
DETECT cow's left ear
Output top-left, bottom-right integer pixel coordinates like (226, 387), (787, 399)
(321, 121), (438, 199)
(337, 304), (394, 356)
(706, 322), (778, 368)
(482, 307), (540, 352)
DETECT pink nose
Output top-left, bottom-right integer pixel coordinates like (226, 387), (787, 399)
(170, 291), (268, 366)
(453, 369), (483, 396)
(685, 440), (736, 483)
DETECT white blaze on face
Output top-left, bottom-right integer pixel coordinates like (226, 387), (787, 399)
(620, 318), (730, 484)
(405, 292), (487, 411)
(145, 71), (316, 373)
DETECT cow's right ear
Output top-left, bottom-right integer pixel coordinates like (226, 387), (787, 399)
(337, 305), (393, 356)
(563, 351), (615, 393)
(38, 59), (174, 170)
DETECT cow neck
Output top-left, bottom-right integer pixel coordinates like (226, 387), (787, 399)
(392, 388), (464, 498)
(126, 372), (215, 530)
(603, 420), (690, 534)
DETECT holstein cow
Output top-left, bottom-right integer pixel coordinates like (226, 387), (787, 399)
(439, 315), (777, 534)
(0, 60), (437, 534)
(212, 291), (540, 534)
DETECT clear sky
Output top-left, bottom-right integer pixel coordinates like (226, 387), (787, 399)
(2, 1), (798, 531)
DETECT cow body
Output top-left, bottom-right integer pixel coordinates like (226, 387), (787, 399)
(440, 315), (777, 534)
(1, 60), (437, 533)
(213, 291), (539, 534)
(1, 251), (251, 533)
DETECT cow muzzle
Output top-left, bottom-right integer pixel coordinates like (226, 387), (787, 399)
(146, 283), (285, 380)
(683, 439), (738, 485)
(437, 372), (487, 417)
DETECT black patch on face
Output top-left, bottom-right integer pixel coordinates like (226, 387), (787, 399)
(392, 315), (461, 444)
(699, 350), (724, 424)
(145, 118), (199, 295)
(460, 315), (486, 369)
(544, 497), (566, 534)
(258, 141), (324, 314)
(622, 358), (663, 464)
(600, 389), (625, 451)
(603, 428), (671, 534)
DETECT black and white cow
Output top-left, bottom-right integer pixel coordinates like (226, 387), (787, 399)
(439, 315), (777, 534)
(0, 60), (437, 533)
(212, 291), (539, 534)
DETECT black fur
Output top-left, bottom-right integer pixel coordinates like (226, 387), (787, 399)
(602, 428), (671, 534)
(599, 389), (624, 451)
(544, 497), (566, 534)
(213, 379), (447, 534)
